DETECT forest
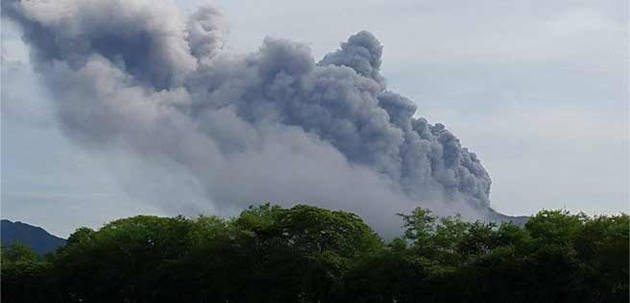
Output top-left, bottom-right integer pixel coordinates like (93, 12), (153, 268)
(2, 204), (628, 303)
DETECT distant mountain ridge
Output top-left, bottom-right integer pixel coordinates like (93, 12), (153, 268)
(487, 208), (530, 226)
(1, 219), (66, 255)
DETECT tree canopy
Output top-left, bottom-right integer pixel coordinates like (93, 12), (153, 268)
(2, 205), (628, 303)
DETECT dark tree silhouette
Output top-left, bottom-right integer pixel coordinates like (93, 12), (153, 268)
(2, 205), (628, 303)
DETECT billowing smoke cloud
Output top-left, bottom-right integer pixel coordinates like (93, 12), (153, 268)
(3, 0), (495, 233)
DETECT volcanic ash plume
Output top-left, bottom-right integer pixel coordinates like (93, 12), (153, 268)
(3, 0), (494, 233)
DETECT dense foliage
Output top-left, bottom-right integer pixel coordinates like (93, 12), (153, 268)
(2, 205), (628, 303)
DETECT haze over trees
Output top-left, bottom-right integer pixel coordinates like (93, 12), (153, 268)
(2, 204), (627, 303)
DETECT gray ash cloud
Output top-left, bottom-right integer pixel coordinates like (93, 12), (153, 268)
(3, 0), (494, 233)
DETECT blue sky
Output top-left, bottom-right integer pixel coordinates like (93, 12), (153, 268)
(2, 0), (628, 237)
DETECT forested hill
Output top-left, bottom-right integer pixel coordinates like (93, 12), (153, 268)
(1, 219), (66, 255)
(2, 204), (627, 303)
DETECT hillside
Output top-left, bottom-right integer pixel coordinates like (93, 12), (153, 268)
(488, 208), (530, 226)
(1, 219), (66, 255)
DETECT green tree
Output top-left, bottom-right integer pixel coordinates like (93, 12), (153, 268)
(4, 205), (626, 303)
(52, 216), (194, 302)
(1, 244), (52, 303)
